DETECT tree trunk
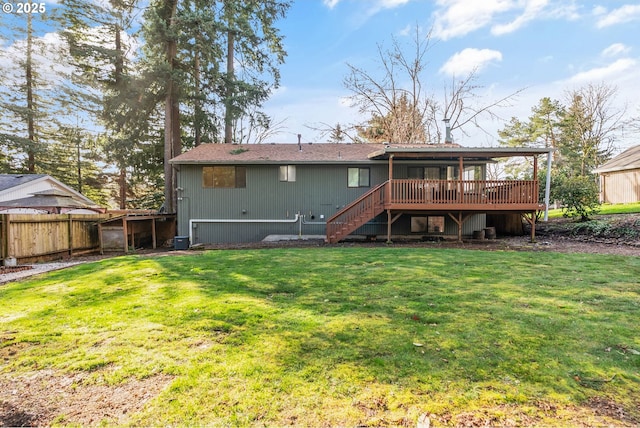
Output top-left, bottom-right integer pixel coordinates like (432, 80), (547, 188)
(224, 29), (234, 144)
(194, 48), (202, 146)
(26, 12), (36, 172)
(163, 0), (180, 214)
(119, 167), (126, 209)
(114, 24), (127, 207)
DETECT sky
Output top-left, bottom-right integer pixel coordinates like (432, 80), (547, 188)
(262, 0), (640, 150)
(1, 0), (638, 151)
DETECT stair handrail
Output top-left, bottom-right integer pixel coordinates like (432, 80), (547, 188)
(326, 181), (388, 242)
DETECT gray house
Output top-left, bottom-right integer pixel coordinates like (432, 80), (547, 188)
(170, 143), (551, 244)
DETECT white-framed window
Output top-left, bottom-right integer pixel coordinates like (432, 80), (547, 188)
(279, 165), (296, 182)
(348, 167), (370, 187)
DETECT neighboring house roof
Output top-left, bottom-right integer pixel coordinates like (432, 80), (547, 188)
(0, 174), (98, 206)
(0, 193), (91, 209)
(170, 143), (551, 165)
(0, 173), (48, 192)
(593, 145), (640, 174)
(0, 189), (103, 214)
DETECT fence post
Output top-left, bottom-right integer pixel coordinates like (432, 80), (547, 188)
(1, 215), (10, 260)
(68, 215), (73, 256)
(0, 214), (6, 260)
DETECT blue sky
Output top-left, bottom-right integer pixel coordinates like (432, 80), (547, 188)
(1, 0), (638, 150)
(264, 0), (640, 149)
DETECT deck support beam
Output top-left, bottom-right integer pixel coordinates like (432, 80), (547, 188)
(447, 212), (472, 242)
(385, 211), (403, 243)
(522, 211), (537, 242)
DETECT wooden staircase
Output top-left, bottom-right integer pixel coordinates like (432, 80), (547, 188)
(326, 182), (387, 243)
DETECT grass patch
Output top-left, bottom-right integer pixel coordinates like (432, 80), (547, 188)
(547, 202), (640, 218)
(1, 248), (639, 426)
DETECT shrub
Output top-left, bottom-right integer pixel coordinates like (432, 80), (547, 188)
(555, 175), (600, 221)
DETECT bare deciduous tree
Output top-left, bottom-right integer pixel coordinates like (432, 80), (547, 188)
(313, 26), (522, 144)
(562, 83), (627, 175)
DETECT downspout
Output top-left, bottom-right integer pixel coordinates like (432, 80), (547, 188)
(189, 213), (300, 245)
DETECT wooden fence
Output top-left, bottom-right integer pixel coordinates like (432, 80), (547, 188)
(1, 214), (111, 263)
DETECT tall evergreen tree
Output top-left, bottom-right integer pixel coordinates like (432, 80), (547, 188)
(0, 11), (50, 173)
(141, 0), (290, 213)
(59, 0), (155, 209)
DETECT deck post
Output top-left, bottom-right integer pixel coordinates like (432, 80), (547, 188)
(387, 154), (394, 204)
(544, 151), (552, 221)
(386, 209), (392, 243)
(447, 212), (464, 243)
(530, 211), (536, 242)
(458, 156), (463, 203)
(122, 217), (129, 253)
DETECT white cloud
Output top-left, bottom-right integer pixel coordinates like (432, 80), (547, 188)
(431, 0), (582, 40)
(439, 48), (503, 76)
(323, 0), (340, 9)
(566, 58), (637, 84)
(491, 0), (548, 35)
(596, 4), (640, 28)
(363, 0), (411, 19)
(398, 24), (412, 37)
(601, 43), (631, 58)
(432, 0), (512, 40)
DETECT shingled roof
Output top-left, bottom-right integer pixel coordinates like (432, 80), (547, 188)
(170, 142), (552, 164)
(0, 174), (48, 192)
(594, 145), (640, 174)
(170, 142), (468, 164)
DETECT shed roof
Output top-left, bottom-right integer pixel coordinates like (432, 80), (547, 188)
(593, 145), (640, 174)
(170, 143), (550, 164)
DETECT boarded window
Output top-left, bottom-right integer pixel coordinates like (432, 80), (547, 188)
(348, 167), (370, 187)
(279, 165), (296, 182)
(203, 166), (246, 188)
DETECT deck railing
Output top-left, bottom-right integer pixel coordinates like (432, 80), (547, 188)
(389, 179), (539, 206)
(326, 182), (387, 243)
(326, 179), (541, 242)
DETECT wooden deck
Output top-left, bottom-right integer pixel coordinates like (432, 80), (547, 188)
(326, 179), (543, 243)
(386, 179), (542, 211)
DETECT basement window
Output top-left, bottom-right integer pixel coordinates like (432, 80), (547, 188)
(348, 167), (370, 188)
(279, 165), (296, 182)
(203, 166), (246, 188)
(428, 216), (445, 233)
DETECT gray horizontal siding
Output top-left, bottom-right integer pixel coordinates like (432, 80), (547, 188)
(177, 163), (488, 244)
(177, 163), (389, 243)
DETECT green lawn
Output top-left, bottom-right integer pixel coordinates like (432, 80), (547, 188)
(1, 248), (639, 426)
(547, 202), (640, 218)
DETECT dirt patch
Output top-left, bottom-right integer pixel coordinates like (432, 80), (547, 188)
(0, 370), (173, 426)
(586, 396), (638, 425)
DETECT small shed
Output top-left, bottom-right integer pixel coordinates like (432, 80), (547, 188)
(594, 145), (640, 204)
(98, 212), (176, 253)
